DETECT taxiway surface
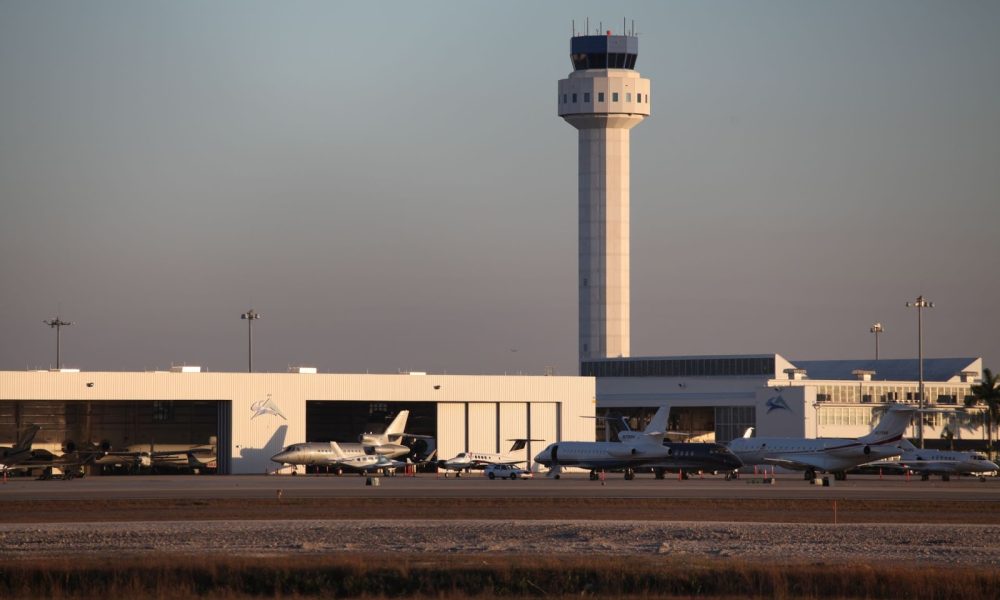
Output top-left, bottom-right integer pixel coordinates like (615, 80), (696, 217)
(2, 473), (998, 502)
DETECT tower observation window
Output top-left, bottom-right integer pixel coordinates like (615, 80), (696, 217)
(598, 92), (605, 102)
(562, 94), (567, 103)
(572, 93), (577, 103)
(612, 92), (619, 102)
(584, 92), (590, 102)
(626, 93), (632, 102)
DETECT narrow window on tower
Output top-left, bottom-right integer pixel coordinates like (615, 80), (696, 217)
(598, 92), (605, 102)
(583, 92), (590, 103)
(626, 93), (632, 102)
(572, 93), (577, 103)
(562, 94), (567, 103)
(612, 92), (619, 102)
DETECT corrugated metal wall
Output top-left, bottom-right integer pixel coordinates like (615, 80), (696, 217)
(500, 403), (527, 446)
(529, 402), (559, 466)
(436, 403), (466, 461)
(468, 403), (498, 453)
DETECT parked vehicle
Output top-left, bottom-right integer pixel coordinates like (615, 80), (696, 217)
(485, 464), (532, 480)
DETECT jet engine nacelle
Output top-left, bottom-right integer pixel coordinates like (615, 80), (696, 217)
(138, 454), (152, 468)
(62, 439), (112, 454)
(374, 443), (408, 456)
(863, 445), (872, 456)
(608, 446), (640, 459)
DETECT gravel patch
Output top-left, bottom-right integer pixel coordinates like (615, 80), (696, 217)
(1, 519), (997, 565)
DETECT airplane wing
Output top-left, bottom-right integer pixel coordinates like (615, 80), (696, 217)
(762, 456), (817, 471)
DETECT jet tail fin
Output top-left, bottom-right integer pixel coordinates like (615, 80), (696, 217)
(384, 410), (410, 438)
(897, 438), (918, 452)
(742, 427), (755, 439)
(859, 405), (915, 445)
(506, 438), (544, 453)
(17, 425), (40, 451)
(642, 405), (671, 440)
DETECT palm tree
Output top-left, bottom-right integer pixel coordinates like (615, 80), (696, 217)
(965, 368), (1000, 455)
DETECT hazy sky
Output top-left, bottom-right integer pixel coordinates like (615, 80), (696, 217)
(1, 1), (998, 376)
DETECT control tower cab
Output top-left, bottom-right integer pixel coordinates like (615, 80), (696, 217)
(558, 34), (650, 364)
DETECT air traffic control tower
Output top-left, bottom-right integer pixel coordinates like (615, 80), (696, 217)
(559, 32), (650, 366)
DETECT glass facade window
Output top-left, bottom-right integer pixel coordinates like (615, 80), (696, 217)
(715, 406), (755, 443)
(581, 357), (775, 378)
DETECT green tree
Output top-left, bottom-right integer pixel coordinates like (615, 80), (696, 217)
(965, 368), (1000, 455)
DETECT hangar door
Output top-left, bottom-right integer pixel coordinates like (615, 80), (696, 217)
(437, 402), (559, 468)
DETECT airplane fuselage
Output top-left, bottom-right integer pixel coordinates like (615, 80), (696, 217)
(438, 451), (521, 471)
(728, 437), (901, 473)
(895, 450), (999, 476)
(271, 441), (408, 468)
(533, 440), (672, 471)
(646, 442), (743, 472)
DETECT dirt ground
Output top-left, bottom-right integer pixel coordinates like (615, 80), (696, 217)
(3, 496), (999, 524)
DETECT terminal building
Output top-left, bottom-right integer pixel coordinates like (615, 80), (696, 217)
(0, 369), (594, 474)
(589, 354), (988, 448)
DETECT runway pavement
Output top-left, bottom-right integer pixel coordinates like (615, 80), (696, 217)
(2, 472), (999, 501)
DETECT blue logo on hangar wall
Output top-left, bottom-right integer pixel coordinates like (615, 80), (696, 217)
(766, 396), (792, 414)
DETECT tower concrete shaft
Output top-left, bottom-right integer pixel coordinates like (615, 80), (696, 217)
(558, 34), (649, 365)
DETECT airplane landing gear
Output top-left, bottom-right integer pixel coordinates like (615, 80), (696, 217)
(654, 468), (665, 480)
(624, 468), (635, 481)
(833, 471), (847, 481)
(804, 468), (816, 481)
(589, 470), (598, 480)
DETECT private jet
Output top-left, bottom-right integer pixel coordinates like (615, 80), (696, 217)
(271, 410), (430, 473)
(436, 439), (538, 476)
(866, 439), (999, 481)
(727, 404), (915, 481)
(533, 405), (674, 480)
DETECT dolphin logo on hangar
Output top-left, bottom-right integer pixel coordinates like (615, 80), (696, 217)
(250, 394), (286, 420)
(766, 396), (792, 414)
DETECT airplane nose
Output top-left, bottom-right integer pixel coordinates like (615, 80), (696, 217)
(270, 451), (289, 463)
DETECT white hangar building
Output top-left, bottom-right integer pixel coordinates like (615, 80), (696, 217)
(588, 354), (988, 447)
(0, 369), (595, 474)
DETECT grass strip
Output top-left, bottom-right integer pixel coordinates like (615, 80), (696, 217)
(0, 554), (996, 599)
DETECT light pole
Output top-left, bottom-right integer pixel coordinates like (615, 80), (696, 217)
(43, 317), (73, 369)
(241, 309), (261, 373)
(905, 295), (934, 448)
(869, 322), (883, 361)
